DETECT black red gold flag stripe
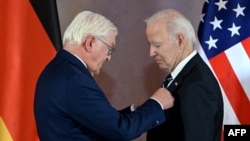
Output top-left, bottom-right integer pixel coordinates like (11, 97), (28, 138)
(0, 0), (61, 140)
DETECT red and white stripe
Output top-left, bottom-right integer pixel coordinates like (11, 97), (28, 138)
(198, 37), (250, 125)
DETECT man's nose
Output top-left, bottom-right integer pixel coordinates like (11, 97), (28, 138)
(106, 55), (111, 61)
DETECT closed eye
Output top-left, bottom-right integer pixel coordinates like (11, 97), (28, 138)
(148, 41), (161, 48)
(152, 43), (161, 48)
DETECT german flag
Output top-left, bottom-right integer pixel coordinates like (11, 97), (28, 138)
(0, 0), (61, 140)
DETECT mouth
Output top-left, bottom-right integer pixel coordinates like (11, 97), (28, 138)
(155, 59), (162, 64)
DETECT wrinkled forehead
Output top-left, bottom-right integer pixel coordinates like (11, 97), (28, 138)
(147, 18), (167, 30)
(146, 20), (169, 37)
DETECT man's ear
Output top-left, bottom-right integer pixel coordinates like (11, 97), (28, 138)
(176, 33), (185, 48)
(84, 35), (95, 52)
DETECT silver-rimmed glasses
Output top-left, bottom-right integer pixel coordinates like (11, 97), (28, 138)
(95, 38), (115, 56)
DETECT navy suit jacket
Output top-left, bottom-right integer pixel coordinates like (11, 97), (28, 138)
(34, 49), (165, 141)
(147, 53), (224, 141)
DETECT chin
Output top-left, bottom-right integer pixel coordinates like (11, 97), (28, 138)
(158, 64), (166, 70)
(94, 69), (100, 75)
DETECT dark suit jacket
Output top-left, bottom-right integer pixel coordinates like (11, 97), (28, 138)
(34, 49), (165, 141)
(147, 53), (224, 141)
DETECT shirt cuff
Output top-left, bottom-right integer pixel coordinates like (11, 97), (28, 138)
(130, 104), (136, 111)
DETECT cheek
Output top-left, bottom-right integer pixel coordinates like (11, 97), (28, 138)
(90, 52), (104, 70)
(163, 44), (176, 58)
(95, 48), (106, 60)
(158, 48), (174, 65)
(158, 48), (169, 60)
(96, 53), (107, 67)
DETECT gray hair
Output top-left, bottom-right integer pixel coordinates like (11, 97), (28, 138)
(145, 9), (197, 47)
(63, 11), (118, 46)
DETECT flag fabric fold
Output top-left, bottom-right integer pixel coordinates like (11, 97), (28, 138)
(198, 0), (250, 129)
(0, 0), (61, 140)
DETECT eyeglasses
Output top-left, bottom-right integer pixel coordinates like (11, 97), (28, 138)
(95, 38), (115, 56)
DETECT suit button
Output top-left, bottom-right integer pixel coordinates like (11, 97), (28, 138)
(152, 120), (160, 127)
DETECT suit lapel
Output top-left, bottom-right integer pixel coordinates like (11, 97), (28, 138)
(167, 54), (203, 93)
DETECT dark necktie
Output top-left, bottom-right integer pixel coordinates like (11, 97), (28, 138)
(162, 74), (173, 88)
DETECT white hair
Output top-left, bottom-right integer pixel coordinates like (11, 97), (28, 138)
(145, 9), (197, 47)
(63, 11), (118, 46)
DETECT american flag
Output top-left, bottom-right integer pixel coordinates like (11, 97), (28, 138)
(198, 0), (250, 129)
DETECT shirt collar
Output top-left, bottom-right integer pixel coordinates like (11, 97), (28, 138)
(73, 54), (87, 68)
(171, 50), (197, 79)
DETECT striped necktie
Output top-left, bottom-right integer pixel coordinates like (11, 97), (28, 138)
(162, 74), (173, 88)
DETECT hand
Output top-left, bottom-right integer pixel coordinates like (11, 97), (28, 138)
(151, 88), (174, 110)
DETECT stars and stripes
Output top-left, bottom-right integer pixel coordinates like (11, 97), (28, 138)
(198, 0), (250, 129)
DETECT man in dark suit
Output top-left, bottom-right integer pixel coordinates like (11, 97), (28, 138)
(34, 11), (174, 141)
(145, 9), (224, 141)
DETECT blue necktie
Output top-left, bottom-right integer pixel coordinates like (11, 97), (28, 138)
(162, 74), (173, 88)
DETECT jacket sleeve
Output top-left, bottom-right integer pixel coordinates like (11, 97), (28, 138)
(67, 73), (166, 141)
